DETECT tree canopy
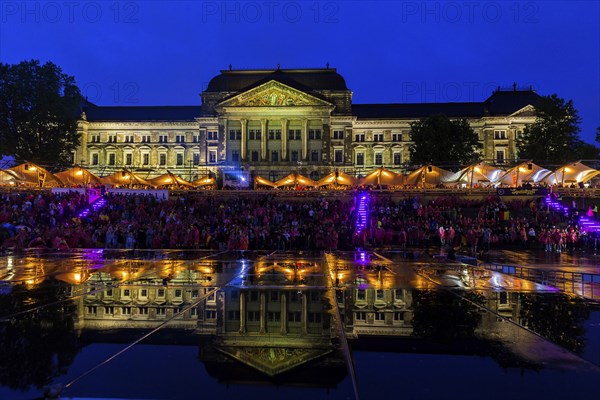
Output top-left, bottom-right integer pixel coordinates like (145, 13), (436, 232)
(409, 114), (482, 166)
(516, 94), (590, 164)
(0, 60), (83, 165)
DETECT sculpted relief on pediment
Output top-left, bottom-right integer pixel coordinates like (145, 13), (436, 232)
(222, 81), (330, 107)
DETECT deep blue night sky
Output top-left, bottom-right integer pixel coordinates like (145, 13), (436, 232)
(1, 1), (599, 143)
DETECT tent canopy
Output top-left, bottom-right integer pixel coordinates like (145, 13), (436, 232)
(543, 161), (600, 186)
(55, 167), (102, 186)
(151, 171), (194, 188)
(8, 162), (64, 187)
(254, 176), (275, 188)
(496, 161), (551, 187)
(359, 167), (404, 186)
(100, 170), (155, 187)
(405, 165), (453, 187)
(316, 170), (356, 187)
(192, 176), (216, 187)
(274, 173), (317, 188)
(443, 162), (503, 187)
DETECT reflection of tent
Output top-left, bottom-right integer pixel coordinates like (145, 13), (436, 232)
(150, 171), (194, 188)
(496, 161), (551, 187)
(55, 167), (102, 186)
(443, 162), (504, 187)
(274, 173), (317, 188)
(359, 167), (404, 186)
(8, 162), (64, 187)
(192, 176), (216, 188)
(405, 165), (453, 187)
(316, 170), (356, 187)
(100, 170), (155, 187)
(543, 162), (600, 186)
(254, 176), (276, 188)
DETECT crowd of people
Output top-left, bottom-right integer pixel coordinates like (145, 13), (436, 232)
(0, 189), (598, 255)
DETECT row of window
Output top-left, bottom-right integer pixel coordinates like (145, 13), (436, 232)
(98, 287), (213, 300)
(91, 130), (515, 144)
(231, 150), (322, 163)
(237, 290), (320, 303)
(354, 152), (403, 166)
(355, 133), (404, 142)
(89, 152), (202, 166)
(226, 310), (322, 323)
(86, 305), (200, 316)
(90, 135), (200, 144)
(356, 288), (405, 302)
(90, 149), (405, 166)
(228, 129), (323, 141)
(354, 311), (405, 322)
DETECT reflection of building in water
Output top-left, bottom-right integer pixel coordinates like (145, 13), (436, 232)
(206, 258), (342, 377)
(484, 291), (522, 321)
(76, 271), (214, 330)
(344, 288), (414, 337)
(73, 260), (344, 378)
(207, 286), (339, 376)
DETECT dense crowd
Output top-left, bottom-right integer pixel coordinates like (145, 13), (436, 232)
(0, 190), (598, 254)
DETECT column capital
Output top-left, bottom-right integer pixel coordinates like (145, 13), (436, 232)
(240, 118), (248, 126)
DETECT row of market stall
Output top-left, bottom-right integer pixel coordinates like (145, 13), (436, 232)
(256, 161), (600, 189)
(0, 163), (216, 189)
(0, 161), (599, 189)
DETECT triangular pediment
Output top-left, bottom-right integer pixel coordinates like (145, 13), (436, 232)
(217, 345), (333, 376)
(509, 104), (536, 117)
(217, 80), (333, 107)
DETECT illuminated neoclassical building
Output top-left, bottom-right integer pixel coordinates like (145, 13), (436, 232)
(76, 67), (540, 182)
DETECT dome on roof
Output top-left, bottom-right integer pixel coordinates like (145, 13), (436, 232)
(205, 68), (349, 92)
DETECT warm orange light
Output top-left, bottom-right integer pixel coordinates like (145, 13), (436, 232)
(75, 170), (83, 176)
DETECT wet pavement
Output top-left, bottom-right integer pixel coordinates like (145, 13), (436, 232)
(0, 249), (599, 399)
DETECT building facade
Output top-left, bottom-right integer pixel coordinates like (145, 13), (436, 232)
(76, 67), (539, 182)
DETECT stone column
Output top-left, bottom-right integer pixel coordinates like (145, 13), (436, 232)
(321, 119), (330, 165)
(259, 292), (266, 333)
(221, 119), (228, 164)
(240, 119), (248, 161)
(301, 292), (308, 334)
(280, 119), (288, 161)
(239, 290), (246, 334)
(302, 119), (309, 161)
(78, 121), (89, 165)
(261, 119), (268, 161)
(280, 293), (287, 335)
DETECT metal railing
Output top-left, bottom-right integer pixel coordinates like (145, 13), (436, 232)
(479, 263), (600, 301)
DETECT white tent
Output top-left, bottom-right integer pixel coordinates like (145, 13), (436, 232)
(542, 162), (600, 186)
(442, 162), (504, 187)
(496, 161), (551, 187)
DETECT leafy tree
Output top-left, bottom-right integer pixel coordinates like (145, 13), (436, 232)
(516, 94), (582, 164)
(573, 140), (600, 160)
(0, 60), (83, 165)
(409, 115), (482, 167)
